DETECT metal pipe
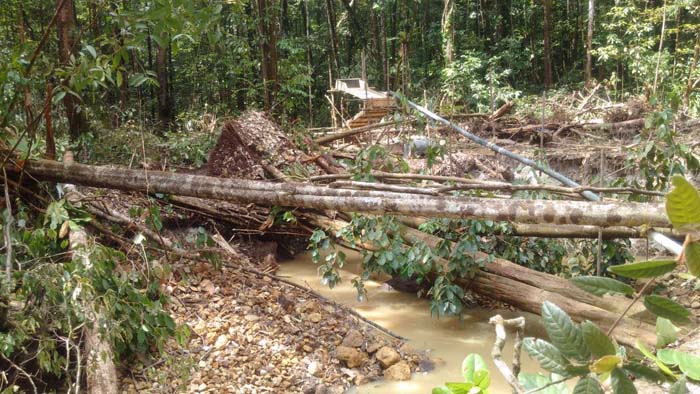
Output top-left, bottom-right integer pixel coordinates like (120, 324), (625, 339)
(392, 92), (682, 256)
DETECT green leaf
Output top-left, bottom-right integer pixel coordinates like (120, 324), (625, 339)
(432, 387), (453, 394)
(518, 373), (568, 394)
(461, 353), (487, 382)
(608, 260), (677, 279)
(572, 376), (604, 394)
(636, 341), (678, 379)
(610, 368), (637, 394)
(473, 369), (490, 391)
(643, 296), (691, 323)
(683, 241), (700, 278)
(581, 321), (616, 358)
(590, 355), (621, 374)
(444, 382), (475, 394)
(666, 176), (700, 230)
(669, 376), (688, 394)
(523, 338), (573, 376)
(623, 362), (666, 384)
(571, 276), (634, 296)
(656, 318), (680, 348)
(657, 350), (700, 380)
(541, 301), (591, 363)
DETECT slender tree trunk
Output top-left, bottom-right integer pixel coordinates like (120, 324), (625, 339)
(256, 0), (279, 112)
(56, 0), (87, 141)
(155, 41), (172, 131)
(304, 0), (313, 126)
(585, 0), (594, 86)
(147, 30), (155, 121)
(325, 0), (340, 77)
(543, 0), (553, 88)
(684, 33), (700, 108)
(441, 0), (455, 65)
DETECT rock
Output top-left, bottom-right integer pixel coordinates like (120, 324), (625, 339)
(398, 342), (414, 355)
(308, 312), (323, 323)
(244, 314), (260, 322)
(375, 346), (401, 368)
(328, 386), (345, 394)
(355, 374), (369, 385)
(314, 384), (328, 394)
(214, 334), (228, 349)
(366, 339), (385, 354)
(384, 360), (411, 381)
(334, 346), (367, 368)
(341, 329), (364, 348)
(691, 301), (700, 309)
(418, 358), (436, 372)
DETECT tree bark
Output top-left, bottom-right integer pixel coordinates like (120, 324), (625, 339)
(325, 0), (340, 77)
(585, 0), (594, 86)
(56, 0), (87, 141)
(155, 41), (172, 131)
(543, 0), (553, 88)
(7, 158), (671, 228)
(256, 0), (279, 112)
(442, 0), (455, 64)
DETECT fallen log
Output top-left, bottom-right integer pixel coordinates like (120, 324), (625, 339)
(398, 216), (678, 240)
(308, 214), (656, 347)
(7, 158), (671, 228)
(314, 121), (397, 145)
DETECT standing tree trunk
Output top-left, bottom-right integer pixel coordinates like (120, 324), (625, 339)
(441, 0), (455, 65)
(56, 0), (87, 141)
(256, 0), (279, 112)
(585, 0), (594, 86)
(325, 0), (340, 78)
(155, 41), (172, 131)
(543, 0), (553, 88)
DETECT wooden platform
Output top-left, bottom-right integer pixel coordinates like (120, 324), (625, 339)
(333, 79), (395, 128)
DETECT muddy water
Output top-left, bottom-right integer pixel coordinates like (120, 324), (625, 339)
(278, 249), (550, 394)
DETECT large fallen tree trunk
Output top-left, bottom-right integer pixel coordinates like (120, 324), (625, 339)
(398, 216), (678, 239)
(307, 214), (656, 347)
(7, 158), (671, 228)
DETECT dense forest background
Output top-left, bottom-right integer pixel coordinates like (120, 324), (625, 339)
(1, 0), (699, 144)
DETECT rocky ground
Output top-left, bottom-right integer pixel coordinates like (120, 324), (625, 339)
(119, 258), (426, 394)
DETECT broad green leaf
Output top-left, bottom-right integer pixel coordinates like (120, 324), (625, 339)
(670, 376), (688, 394)
(608, 260), (677, 278)
(656, 318), (680, 348)
(472, 369), (490, 391)
(611, 368), (637, 394)
(571, 276), (634, 296)
(666, 176), (700, 229)
(657, 350), (700, 380)
(572, 376), (604, 394)
(461, 353), (487, 382)
(636, 340), (678, 379)
(623, 362), (666, 383)
(590, 355), (621, 374)
(519, 373), (569, 394)
(541, 301), (591, 363)
(523, 338), (573, 376)
(643, 296), (691, 323)
(432, 386), (452, 394)
(445, 382), (475, 394)
(581, 321), (616, 357)
(683, 241), (700, 278)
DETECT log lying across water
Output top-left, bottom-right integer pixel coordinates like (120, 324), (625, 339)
(8, 158), (670, 228)
(310, 214), (656, 347)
